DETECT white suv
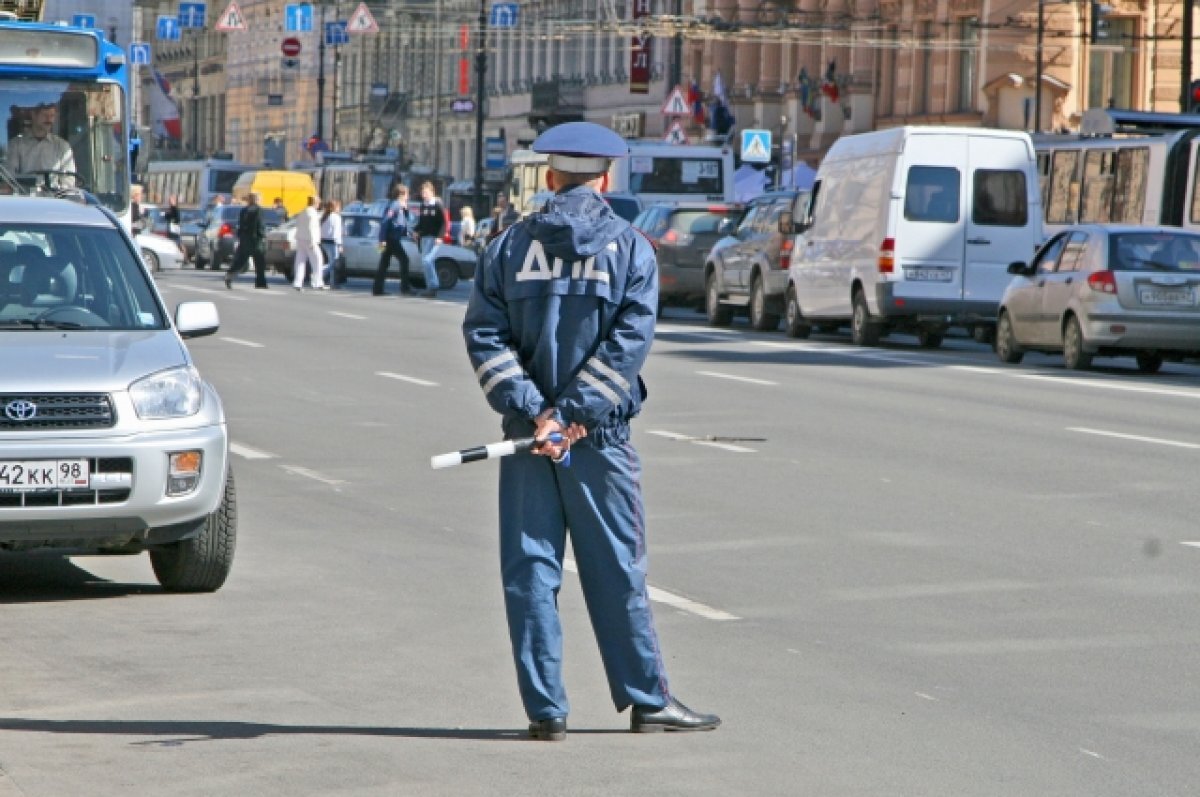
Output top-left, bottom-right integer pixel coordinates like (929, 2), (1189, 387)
(0, 197), (236, 592)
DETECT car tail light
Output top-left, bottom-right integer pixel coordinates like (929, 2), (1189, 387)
(661, 229), (693, 247)
(443, 207), (453, 243)
(1087, 270), (1117, 294)
(218, 222), (233, 238)
(779, 237), (793, 269)
(878, 237), (895, 273)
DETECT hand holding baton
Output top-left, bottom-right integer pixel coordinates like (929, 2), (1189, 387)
(431, 433), (570, 470)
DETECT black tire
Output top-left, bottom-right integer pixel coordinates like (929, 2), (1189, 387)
(916, 328), (944, 349)
(850, 289), (880, 346)
(1062, 315), (1093, 370)
(705, 271), (733, 326)
(1136, 353), (1164, 374)
(784, 287), (811, 339)
(435, 259), (459, 290)
(748, 275), (780, 331)
(141, 249), (160, 273)
(995, 311), (1025, 364)
(150, 469), (237, 593)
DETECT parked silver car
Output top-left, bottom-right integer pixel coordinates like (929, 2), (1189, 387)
(0, 197), (236, 592)
(995, 224), (1200, 372)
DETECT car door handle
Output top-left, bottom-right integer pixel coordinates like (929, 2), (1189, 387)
(967, 237), (990, 245)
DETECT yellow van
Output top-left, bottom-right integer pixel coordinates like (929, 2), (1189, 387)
(231, 170), (318, 217)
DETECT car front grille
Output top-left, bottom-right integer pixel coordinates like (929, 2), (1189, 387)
(0, 394), (116, 430)
(0, 457), (133, 507)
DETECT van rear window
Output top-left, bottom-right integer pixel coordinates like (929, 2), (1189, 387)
(973, 169), (1029, 226)
(904, 166), (959, 223)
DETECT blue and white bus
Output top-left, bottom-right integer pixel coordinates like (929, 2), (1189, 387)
(0, 17), (132, 224)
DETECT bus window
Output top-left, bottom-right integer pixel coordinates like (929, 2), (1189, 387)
(1037, 152), (1051, 209)
(1080, 149), (1114, 223)
(1046, 150), (1080, 225)
(1111, 146), (1147, 224)
(626, 156), (723, 198)
(1189, 153), (1200, 226)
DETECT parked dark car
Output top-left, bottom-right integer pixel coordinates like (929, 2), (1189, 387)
(633, 202), (741, 312)
(194, 205), (286, 269)
(603, 192), (643, 222)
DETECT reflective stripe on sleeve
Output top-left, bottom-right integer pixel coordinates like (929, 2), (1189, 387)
(584, 356), (631, 399)
(474, 349), (519, 382)
(481, 365), (525, 397)
(578, 370), (622, 405)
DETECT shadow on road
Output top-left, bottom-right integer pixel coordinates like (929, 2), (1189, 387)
(0, 717), (627, 743)
(0, 555), (155, 604)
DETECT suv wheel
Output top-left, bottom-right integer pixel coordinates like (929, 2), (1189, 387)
(784, 287), (810, 339)
(436, 259), (459, 290)
(150, 469), (238, 593)
(749, 275), (780, 331)
(850, 289), (880, 346)
(995, 311), (1024, 364)
(141, 249), (160, 273)
(705, 271), (733, 326)
(1062, 315), (1093, 370)
(916, 328), (944, 349)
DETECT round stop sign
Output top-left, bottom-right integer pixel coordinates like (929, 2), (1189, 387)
(281, 37), (302, 57)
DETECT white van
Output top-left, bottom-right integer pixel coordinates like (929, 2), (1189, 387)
(784, 127), (1043, 347)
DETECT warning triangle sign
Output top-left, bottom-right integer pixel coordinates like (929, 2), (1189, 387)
(214, 0), (246, 31)
(346, 2), (379, 33)
(663, 121), (687, 145)
(662, 85), (689, 116)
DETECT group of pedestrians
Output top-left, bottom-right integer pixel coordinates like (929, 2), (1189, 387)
(373, 180), (447, 299)
(224, 192), (344, 290)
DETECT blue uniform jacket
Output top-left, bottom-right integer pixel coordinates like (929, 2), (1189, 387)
(463, 185), (658, 442)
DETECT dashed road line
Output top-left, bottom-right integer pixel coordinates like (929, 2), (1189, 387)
(281, 465), (345, 486)
(170, 284), (247, 301)
(230, 442), (276, 460)
(1021, 373), (1200, 400)
(646, 429), (757, 453)
(329, 311), (367, 320)
(1180, 542), (1200, 549)
(220, 337), (264, 348)
(563, 558), (739, 621)
(376, 371), (439, 387)
(1067, 427), (1200, 450)
(696, 370), (778, 386)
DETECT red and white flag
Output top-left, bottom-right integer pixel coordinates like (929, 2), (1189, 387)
(151, 69), (182, 141)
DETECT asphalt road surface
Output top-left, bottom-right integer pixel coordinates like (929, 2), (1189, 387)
(1, 268), (1197, 796)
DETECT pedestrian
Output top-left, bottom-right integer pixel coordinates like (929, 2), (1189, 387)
(272, 197), (289, 220)
(130, 185), (145, 235)
(225, 191), (268, 289)
(373, 184), (414, 296)
(461, 121), (720, 742)
(319, 199), (344, 288)
(458, 205), (476, 247)
(291, 195), (325, 290)
(163, 194), (183, 248)
(414, 181), (445, 298)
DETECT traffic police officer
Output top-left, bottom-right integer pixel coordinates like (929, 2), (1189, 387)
(462, 122), (720, 741)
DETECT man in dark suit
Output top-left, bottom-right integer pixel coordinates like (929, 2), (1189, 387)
(225, 192), (268, 289)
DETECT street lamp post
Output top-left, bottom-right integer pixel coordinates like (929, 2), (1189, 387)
(317, 3), (326, 144)
(191, 29), (200, 156)
(1033, 0), (1044, 132)
(473, 0), (487, 215)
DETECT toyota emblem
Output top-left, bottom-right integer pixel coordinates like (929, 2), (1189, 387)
(4, 399), (37, 421)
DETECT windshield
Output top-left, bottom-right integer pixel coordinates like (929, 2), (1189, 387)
(0, 224), (164, 330)
(626, 157), (725, 198)
(0, 80), (128, 214)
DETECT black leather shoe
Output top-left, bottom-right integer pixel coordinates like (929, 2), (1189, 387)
(528, 717), (566, 741)
(631, 697), (720, 733)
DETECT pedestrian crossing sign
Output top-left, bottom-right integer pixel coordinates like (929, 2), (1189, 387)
(741, 129), (771, 163)
(346, 2), (379, 33)
(661, 86), (689, 117)
(214, 1), (246, 31)
(663, 120), (687, 145)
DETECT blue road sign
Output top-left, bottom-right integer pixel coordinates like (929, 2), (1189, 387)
(325, 21), (349, 46)
(178, 2), (206, 29)
(72, 14), (95, 28)
(489, 3), (519, 28)
(740, 128), (772, 163)
(156, 15), (181, 41)
(485, 137), (507, 169)
(130, 42), (152, 65)
(285, 3), (314, 32)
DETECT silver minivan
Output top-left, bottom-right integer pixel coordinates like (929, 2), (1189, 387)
(0, 198), (236, 592)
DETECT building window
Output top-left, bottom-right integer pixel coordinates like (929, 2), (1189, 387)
(956, 17), (978, 112)
(1088, 18), (1136, 109)
(913, 21), (933, 115)
(877, 25), (897, 118)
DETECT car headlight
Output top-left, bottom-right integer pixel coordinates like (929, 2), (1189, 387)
(129, 366), (203, 419)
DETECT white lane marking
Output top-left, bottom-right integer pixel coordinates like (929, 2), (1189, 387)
(1067, 427), (1200, 450)
(646, 429), (757, 453)
(949, 365), (1005, 375)
(1079, 748), (1106, 761)
(914, 692), (939, 702)
(750, 340), (879, 356)
(329, 311), (366, 320)
(280, 465), (345, 486)
(230, 442), (276, 460)
(376, 371), (439, 387)
(1021, 373), (1200, 400)
(657, 324), (739, 336)
(1181, 542), (1200, 549)
(221, 337), (264, 348)
(696, 370), (778, 386)
(170, 284), (247, 301)
(563, 558), (739, 621)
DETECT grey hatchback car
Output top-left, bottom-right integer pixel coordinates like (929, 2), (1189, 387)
(0, 197), (236, 592)
(633, 202), (741, 311)
(996, 224), (1200, 372)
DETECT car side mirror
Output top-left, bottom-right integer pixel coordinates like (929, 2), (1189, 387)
(1007, 261), (1030, 276)
(717, 218), (734, 236)
(778, 211), (793, 234)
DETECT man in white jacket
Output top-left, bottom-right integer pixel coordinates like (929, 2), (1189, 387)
(292, 196), (326, 290)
